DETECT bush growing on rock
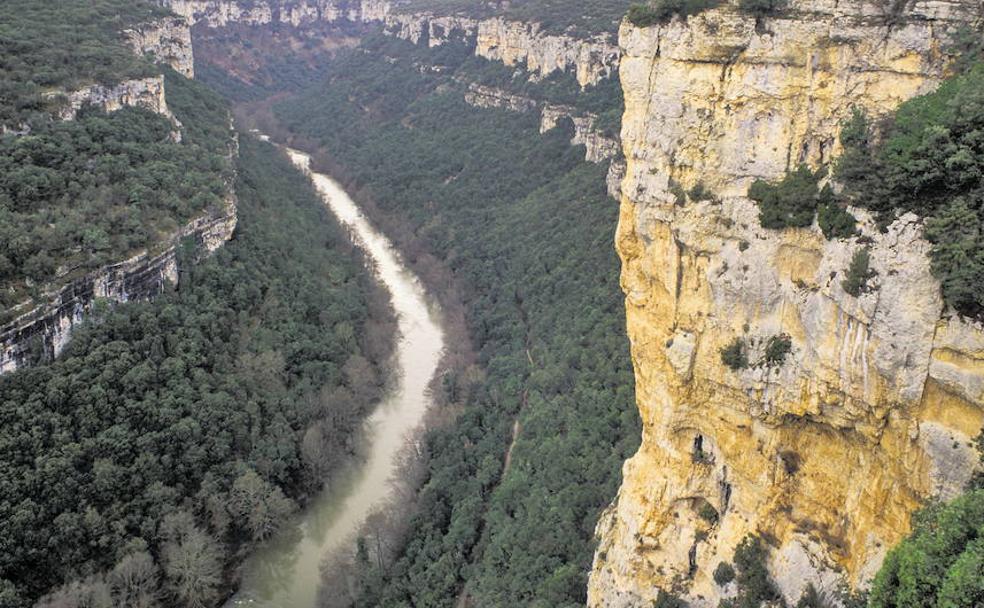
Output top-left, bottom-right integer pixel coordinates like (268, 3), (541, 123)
(749, 165), (826, 230)
(841, 247), (875, 297)
(732, 535), (781, 608)
(720, 338), (749, 370)
(738, 0), (787, 17)
(714, 561), (736, 586)
(627, 0), (722, 27)
(763, 333), (792, 366)
(835, 63), (984, 317)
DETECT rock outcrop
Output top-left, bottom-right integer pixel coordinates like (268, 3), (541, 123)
(124, 15), (196, 77)
(161, 0), (619, 86)
(589, 1), (984, 606)
(540, 103), (619, 163)
(0, 153), (237, 375)
(45, 75), (178, 128)
(463, 84), (620, 166)
(464, 83), (539, 113)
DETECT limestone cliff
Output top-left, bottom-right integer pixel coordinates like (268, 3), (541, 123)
(0, 180), (237, 374)
(162, 0), (618, 86)
(124, 15), (196, 77)
(589, 1), (984, 606)
(464, 83), (621, 164)
(45, 75), (179, 127)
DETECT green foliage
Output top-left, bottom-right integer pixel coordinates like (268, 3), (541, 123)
(714, 562), (736, 586)
(225, 35), (641, 607)
(795, 584), (827, 608)
(0, 138), (387, 605)
(841, 248), (874, 297)
(732, 535), (781, 608)
(653, 590), (689, 608)
(720, 338), (749, 371)
(738, 0), (787, 18)
(627, 0), (722, 26)
(763, 333), (792, 366)
(0, 70), (231, 312)
(749, 164), (826, 231)
(0, 0), (168, 125)
(817, 198), (857, 239)
(869, 490), (984, 608)
(699, 503), (720, 524)
(689, 181), (713, 202)
(835, 64), (984, 317)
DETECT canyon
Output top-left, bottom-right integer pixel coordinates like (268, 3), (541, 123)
(4, 0), (984, 604)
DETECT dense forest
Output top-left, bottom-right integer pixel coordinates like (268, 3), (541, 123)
(0, 71), (230, 311)
(206, 31), (640, 607)
(0, 135), (393, 608)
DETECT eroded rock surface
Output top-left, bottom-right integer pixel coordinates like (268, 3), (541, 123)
(589, 1), (984, 606)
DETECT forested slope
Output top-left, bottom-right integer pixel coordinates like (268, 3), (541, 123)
(0, 136), (392, 608)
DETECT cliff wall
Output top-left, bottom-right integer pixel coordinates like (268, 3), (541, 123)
(45, 75), (179, 128)
(464, 83), (621, 164)
(0, 183), (237, 374)
(162, 0), (619, 86)
(124, 15), (197, 77)
(589, 1), (984, 606)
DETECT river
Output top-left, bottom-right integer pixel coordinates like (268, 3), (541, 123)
(229, 143), (446, 608)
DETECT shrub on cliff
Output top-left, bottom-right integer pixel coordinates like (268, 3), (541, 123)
(626, 0), (722, 27)
(714, 561), (736, 585)
(720, 338), (749, 370)
(835, 63), (984, 317)
(841, 247), (875, 297)
(733, 535), (781, 608)
(817, 200), (858, 239)
(749, 165), (831, 231)
(738, 0), (788, 18)
(763, 333), (792, 366)
(869, 490), (984, 608)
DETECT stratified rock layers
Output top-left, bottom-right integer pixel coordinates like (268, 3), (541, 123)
(589, 1), (984, 606)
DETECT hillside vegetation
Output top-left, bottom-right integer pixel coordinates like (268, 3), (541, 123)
(0, 0), (167, 125)
(0, 71), (230, 312)
(0, 137), (391, 608)
(0, 0), (232, 313)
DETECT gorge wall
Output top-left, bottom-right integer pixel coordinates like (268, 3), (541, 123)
(589, 1), (984, 606)
(0, 17), (238, 375)
(162, 0), (619, 86)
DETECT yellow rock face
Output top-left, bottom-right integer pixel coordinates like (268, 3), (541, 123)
(589, 2), (984, 606)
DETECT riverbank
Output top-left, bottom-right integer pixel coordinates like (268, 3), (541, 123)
(224, 143), (446, 608)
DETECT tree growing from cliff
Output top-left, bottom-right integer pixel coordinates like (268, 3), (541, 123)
(835, 63), (984, 317)
(869, 490), (984, 608)
(626, 0), (723, 27)
(738, 0), (787, 18)
(721, 338), (749, 371)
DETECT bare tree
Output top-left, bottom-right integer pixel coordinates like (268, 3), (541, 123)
(229, 468), (296, 541)
(108, 551), (159, 608)
(160, 519), (223, 608)
(35, 575), (112, 608)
